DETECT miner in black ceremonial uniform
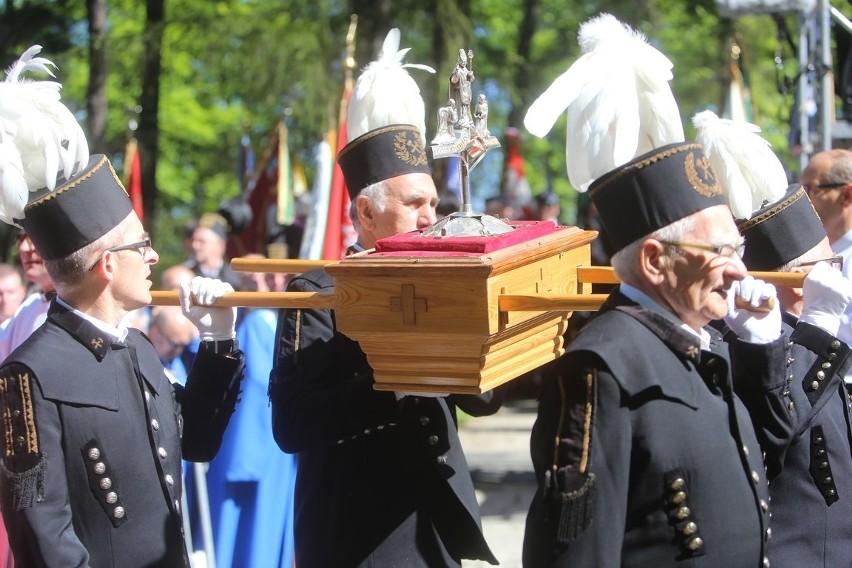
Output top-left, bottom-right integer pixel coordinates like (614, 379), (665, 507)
(269, 28), (501, 568)
(695, 110), (852, 567)
(522, 142), (789, 568)
(0, 47), (244, 568)
(734, 187), (852, 567)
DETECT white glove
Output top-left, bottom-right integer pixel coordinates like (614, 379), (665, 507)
(800, 262), (852, 336)
(724, 275), (781, 344)
(179, 276), (236, 341)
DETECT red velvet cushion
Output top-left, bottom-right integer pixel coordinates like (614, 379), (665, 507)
(373, 220), (561, 256)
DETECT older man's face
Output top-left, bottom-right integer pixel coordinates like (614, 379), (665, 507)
(657, 205), (748, 330)
(371, 173), (438, 242)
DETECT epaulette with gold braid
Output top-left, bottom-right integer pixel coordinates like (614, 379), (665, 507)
(0, 364), (45, 510)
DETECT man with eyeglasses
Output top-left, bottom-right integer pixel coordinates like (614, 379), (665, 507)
(148, 306), (198, 385)
(800, 149), (852, 388)
(728, 185), (852, 567)
(0, 153), (245, 567)
(524, 143), (787, 567)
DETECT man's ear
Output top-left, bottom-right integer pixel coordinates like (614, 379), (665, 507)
(842, 183), (852, 206)
(356, 195), (376, 232)
(95, 250), (117, 282)
(639, 239), (668, 285)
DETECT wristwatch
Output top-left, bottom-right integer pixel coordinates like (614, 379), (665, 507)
(199, 338), (239, 355)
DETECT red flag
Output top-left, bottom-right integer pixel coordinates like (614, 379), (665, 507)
(124, 138), (143, 222)
(502, 127), (532, 219)
(321, 92), (355, 260)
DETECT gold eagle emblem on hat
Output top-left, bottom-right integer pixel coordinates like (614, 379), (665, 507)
(684, 150), (721, 197)
(393, 131), (428, 166)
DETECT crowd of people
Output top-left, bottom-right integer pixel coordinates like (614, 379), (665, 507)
(1, 20), (852, 568)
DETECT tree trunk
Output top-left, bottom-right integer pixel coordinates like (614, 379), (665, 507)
(138, 0), (165, 236)
(501, 0), (538, 194)
(507, 0), (538, 129)
(86, 0), (107, 153)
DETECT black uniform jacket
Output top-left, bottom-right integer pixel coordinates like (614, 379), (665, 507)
(523, 291), (789, 568)
(270, 269), (502, 568)
(735, 313), (852, 568)
(0, 302), (244, 568)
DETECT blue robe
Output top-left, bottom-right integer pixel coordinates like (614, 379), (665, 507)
(205, 308), (296, 567)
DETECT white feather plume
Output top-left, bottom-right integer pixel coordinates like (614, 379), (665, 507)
(692, 110), (787, 220)
(0, 45), (89, 224)
(523, 13), (684, 192)
(347, 28), (435, 143)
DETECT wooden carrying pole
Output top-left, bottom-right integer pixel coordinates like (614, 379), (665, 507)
(150, 261), (806, 312)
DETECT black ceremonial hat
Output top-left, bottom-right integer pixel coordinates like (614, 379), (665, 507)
(737, 185), (826, 271)
(589, 142), (726, 253)
(21, 154), (133, 261)
(337, 124), (431, 200)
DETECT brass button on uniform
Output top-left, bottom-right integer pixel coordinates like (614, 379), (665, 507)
(428, 435), (439, 446)
(113, 506), (125, 519)
(158, 447), (167, 459)
(683, 521), (697, 535)
(363, 428), (372, 435)
(670, 491), (686, 504)
(751, 470), (760, 484)
(93, 462), (106, 475)
(831, 340), (841, 349)
(436, 455), (448, 465)
(670, 478), (685, 491)
(151, 419), (159, 430)
(811, 380), (820, 390)
(676, 506), (691, 520)
(144, 391), (150, 402)
(419, 416), (430, 426)
(88, 448), (101, 460)
(165, 474), (174, 486)
(687, 537), (704, 551)
(760, 499), (769, 512)
(106, 491), (118, 504)
(816, 370), (826, 380)
(99, 478), (112, 490)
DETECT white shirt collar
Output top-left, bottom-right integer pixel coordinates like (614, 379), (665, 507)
(55, 297), (129, 343)
(619, 283), (711, 349)
(832, 229), (852, 255)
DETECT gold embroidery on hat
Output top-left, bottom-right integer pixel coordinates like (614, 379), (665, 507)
(738, 187), (804, 231)
(393, 131), (427, 166)
(684, 150), (721, 197)
(25, 155), (129, 211)
(589, 143), (701, 197)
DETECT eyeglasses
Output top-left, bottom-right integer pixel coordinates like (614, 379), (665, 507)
(803, 182), (848, 194)
(660, 240), (745, 259)
(88, 238), (152, 271)
(799, 255), (844, 272)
